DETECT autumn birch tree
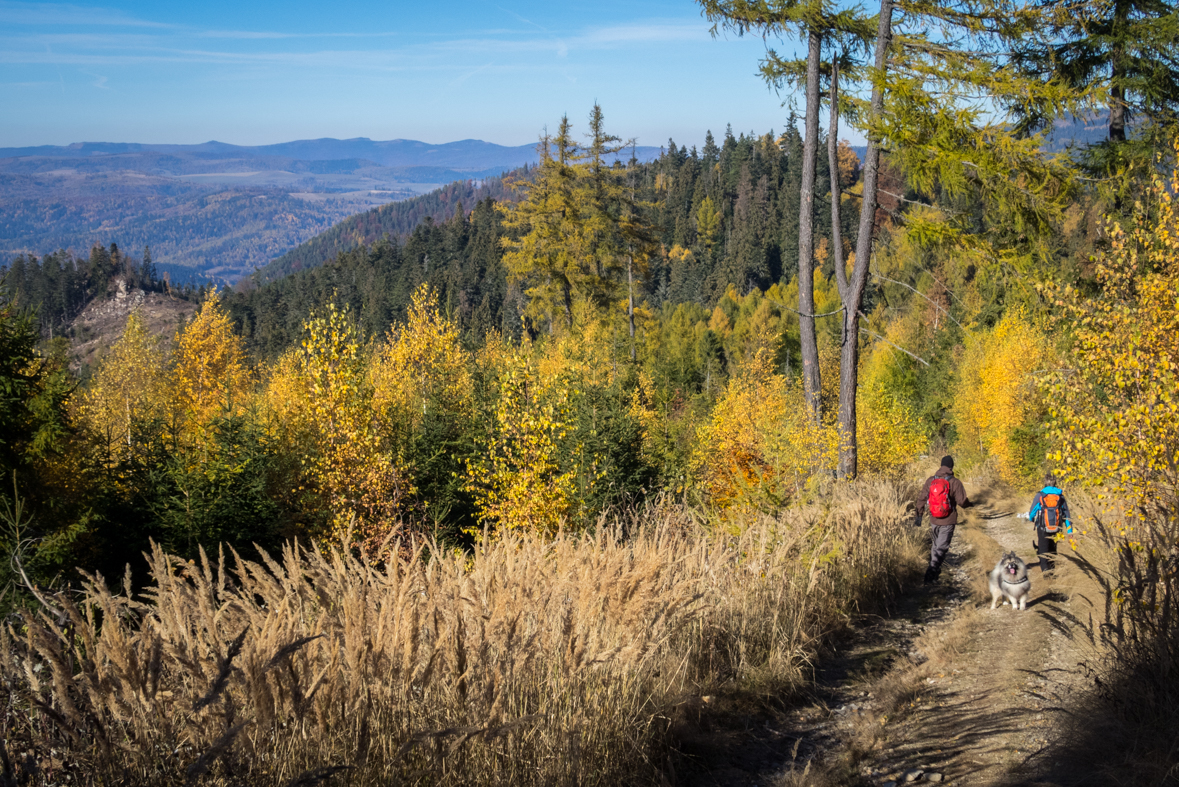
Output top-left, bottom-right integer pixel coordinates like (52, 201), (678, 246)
(79, 311), (167, 466)
(171, 290), (250, 438)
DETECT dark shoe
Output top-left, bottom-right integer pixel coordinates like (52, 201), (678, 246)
(923, 567), (939, 584)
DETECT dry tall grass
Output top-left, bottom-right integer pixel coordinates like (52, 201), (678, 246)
(0, 479), (917, 786)
(1034, 492), (1179, 786)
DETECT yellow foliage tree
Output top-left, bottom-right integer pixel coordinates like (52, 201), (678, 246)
(1043, 147), (1179, 677)
(1047, 152), (1179, 521)
(171, 291), (250, 439)
(265, 302), (410, 545)
(79, 311), (168, 467)
(696, 197), (721, 251)
(856, 382), (927, 474)
(952, 310), (1049, 483)
(463, 341), (583, 535)
(694, 339), (923, 512)
(370, 285), (473, 439)
(692, 348), (836, 512)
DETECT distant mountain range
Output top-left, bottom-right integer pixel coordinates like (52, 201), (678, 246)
(3, 119), (1109, 285)
(0, 136), (663, 280)
(1042, 112), (1114, 152)
(0, 137), (663, 179)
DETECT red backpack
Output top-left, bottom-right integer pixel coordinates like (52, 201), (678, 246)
(928, 478), (953, 519)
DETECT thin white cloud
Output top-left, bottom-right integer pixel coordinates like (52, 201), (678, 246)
(198, 29), (295, 40)
(81, 70), (109, 89)
(0, 0), (171, 27)
(0, 10), (722, 75)
(494, 5), (552, 34)
(196, 29), (413, 40)
(578, 22), (707, 45)
(449, 60), (498, 87)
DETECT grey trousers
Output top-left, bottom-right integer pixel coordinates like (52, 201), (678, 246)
(930, 524), (956, 572)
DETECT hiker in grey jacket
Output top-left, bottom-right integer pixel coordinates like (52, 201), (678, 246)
(913, 456), (974, 583)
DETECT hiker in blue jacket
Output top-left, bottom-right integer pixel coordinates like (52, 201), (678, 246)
(1029, 473), (1072, 575)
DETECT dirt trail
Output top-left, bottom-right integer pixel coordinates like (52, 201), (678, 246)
(842, 485), (1093, 786)
(673, 477), (1098, 787)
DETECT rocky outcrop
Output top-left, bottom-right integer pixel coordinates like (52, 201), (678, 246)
(68, 277), (197, 372)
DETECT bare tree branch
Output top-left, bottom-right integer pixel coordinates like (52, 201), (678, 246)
(858, 312), (930, 365)
(871, 271), (963, 327)
(768, 297), (846, 319)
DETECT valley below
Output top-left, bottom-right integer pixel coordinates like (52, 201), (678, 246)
(0, 136), (655, 282)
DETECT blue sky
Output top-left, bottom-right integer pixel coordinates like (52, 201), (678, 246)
(0, 0), (820, 149)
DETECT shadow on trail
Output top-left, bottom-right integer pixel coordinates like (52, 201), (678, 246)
(667, 560), (933, 786)
(1009, 589), (1179, 786)
(881, 690), (1029, 783)
(1015, 589), (1068, 610)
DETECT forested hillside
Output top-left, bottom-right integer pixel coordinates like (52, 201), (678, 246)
(1, 243), (200, 336)
(1, 136), (664, 283)
(230, 124), (864, 349)
(253, 173), (520, 283)
(0, 173), (403, 281)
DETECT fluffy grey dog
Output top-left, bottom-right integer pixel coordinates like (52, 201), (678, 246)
(988, 551), (1031, 611)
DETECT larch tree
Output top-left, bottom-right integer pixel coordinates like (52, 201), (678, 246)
(622, 144), (659, 360)
(827, 0), (1090, 479)
(503, 105), (656, 344)
(699, 0), (871, 422)
(702, 0), (1088, 479)
(501, 119), (580, 333)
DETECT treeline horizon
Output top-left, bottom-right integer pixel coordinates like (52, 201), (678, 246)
(222, 120), (866, 355)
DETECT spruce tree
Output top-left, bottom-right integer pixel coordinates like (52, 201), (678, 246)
(1013, 0), (1179, 144)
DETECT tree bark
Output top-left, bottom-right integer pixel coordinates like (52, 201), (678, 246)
(627, 251), (636, 360)
(838, 0), (894, 480)
(1110, 82), (1126, 142)
(798, 28), (823, 422)
(1109, 0), (1129, 142)
(830, 61), (848, 303)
